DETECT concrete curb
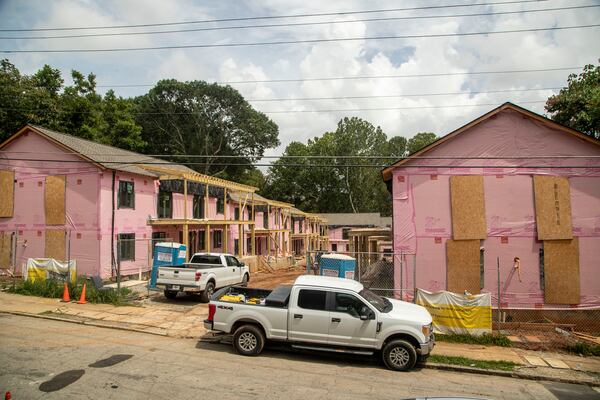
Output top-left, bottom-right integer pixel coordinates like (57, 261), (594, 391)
(1, 310), (168, 337)
(3, 311), (598, 387)
(425, 362), (600, 387)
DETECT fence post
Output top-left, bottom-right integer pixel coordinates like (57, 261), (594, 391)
(413, 254), (417, 304)
(117, 240), (121, 293)
(400, 251), (403, 301)
(497, 256), (501, 325)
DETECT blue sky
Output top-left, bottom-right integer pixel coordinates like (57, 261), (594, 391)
(1, 0), (599, 157)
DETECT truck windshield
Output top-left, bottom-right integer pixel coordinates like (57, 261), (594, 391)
(359, 289), (392, 313)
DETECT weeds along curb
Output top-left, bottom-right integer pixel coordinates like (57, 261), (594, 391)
(425, 362), (600, 387)
(0, 310), (168, 337)
(2, 311), (598, 388)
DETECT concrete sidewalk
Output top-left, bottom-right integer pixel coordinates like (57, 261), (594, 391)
(1, 291), (598, 384)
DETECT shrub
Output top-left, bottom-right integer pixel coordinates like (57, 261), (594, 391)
(565, 342), (600, 357)
(435, 333), (512, 347)
(6, 277), (133, 306)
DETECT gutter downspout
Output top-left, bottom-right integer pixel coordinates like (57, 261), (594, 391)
(111, 170), (116, 277)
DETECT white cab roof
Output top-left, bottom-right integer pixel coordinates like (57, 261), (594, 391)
(294, 275), (363, 292)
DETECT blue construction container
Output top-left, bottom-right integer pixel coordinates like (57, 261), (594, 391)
(148, 242), (187, 288)
(319, 254), (357, 280)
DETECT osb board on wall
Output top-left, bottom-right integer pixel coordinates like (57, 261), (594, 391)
(446, 239), (481, 294)
(45, 229), (66, 261)
(533, 175), (573, 240)
(544, 238), (580, 304)
(0, 170), (15, 217)
(45, 175), (66, 225)
(0, 232), (11, 268)
(450, 175), (487, 240)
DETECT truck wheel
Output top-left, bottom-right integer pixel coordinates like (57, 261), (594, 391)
(233, 324), (265, 356)
(382, 340), (417, 371)
(164, 290), (178, 300)
(200, 281), (215, 303)
(241, 273), (249, 286)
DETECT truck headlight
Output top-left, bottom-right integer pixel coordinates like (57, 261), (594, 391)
(422, 324), (431, 337)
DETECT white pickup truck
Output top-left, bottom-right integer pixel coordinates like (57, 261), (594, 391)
(157, 253), (250, 302)
(204, 275), (434, 371)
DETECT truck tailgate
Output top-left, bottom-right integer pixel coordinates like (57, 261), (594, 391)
(157, 267), (197, 285)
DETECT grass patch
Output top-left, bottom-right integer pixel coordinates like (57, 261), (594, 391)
(428, 354), (519, 371)
(435, 333), (512, 347)
(565, 342), (600, 357)
(6, 278), (133, 306)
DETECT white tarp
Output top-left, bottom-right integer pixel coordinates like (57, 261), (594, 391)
(24, 258), (76, 283)
(415, 289), (492, 336)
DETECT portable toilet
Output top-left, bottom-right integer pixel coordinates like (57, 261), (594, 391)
(319, 254), (357, 280)
(148, 242), (187, 288)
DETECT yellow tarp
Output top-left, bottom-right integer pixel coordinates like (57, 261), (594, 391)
(415, 289), (492, 336)
(25, 258), (77, 284)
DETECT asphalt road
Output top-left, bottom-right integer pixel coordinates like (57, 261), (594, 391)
(1, 313), (599, 400)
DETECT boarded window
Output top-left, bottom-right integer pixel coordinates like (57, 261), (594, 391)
(544, 238), (579, 304)
(533, 175), (573, 240)
(45, 175), (66, 225)
(45, 229), (66, 261)
(0, 170), (15, 217)
(450, 176), (487, 240)
(0, 232), (12, 268)
(446, 239), (481, 294)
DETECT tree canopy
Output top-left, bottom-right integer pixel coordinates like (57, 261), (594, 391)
(134, 79), (279, 180)
(262, 117), (437, 215)
(546, 62), (600, 139)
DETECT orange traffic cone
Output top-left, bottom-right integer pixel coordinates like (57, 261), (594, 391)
(61, 282), (70, 302)
(77, 283), (87, 304)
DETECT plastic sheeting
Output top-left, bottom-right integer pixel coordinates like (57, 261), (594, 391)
(24, 258), (76, 283)
(416, 289), (492, 336)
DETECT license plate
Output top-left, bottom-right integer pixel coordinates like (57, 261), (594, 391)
(171, 285), (180, 290)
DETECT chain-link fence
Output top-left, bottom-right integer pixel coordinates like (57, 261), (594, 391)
(115, 237), (175, 289)
(305, 250), (600, 349)
(305, 250), (417, 301)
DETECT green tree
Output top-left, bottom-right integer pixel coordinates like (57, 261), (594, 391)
(135, 80), (279, 178)
(407, 132), (437, 154)
(264, 117), (392, 214)
(545, 63), (600, 139)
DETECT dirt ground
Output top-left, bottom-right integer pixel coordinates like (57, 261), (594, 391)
(249, 267), (307, 289)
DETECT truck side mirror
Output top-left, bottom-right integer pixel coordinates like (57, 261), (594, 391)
(359, 306), (373, 320)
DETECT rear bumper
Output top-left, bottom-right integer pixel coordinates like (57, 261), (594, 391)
(419, 334), (435, 356)
(203, 320), (213, 331)
(157, 283), (204, 292)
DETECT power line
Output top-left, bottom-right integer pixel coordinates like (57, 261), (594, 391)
(0, 100), (547, 115)
(245, 87), (561, 102)
(3, 4), (596, 40)
(94, 66), (581, 87)
(1, 157), (598, 169)
(0, 86), (561, 101)
(3, 24), (597, 53)
(0, 0), (550, 32)
(4, 152), (599, 159)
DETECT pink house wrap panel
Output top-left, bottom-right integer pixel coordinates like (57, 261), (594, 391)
(385, 103), (600, 309)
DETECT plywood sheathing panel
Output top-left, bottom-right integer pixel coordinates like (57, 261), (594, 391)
(450, 175), (487, 239)
(0, 170), (15, 217)
(0, 232), (12, 268)
(45, 229), (66, 261)
(446, 239), (481, 294)
(45, 175), (66, 225)
(544, 238), (580, 304)
(533, 175), (573, 240)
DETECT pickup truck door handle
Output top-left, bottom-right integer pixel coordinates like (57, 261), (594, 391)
(293, 314), (303, 319)
(331, 318), (341, 323)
